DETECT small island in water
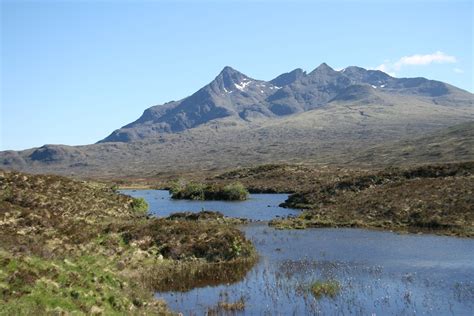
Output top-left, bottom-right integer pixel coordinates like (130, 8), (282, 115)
(169, 181), (249, 201)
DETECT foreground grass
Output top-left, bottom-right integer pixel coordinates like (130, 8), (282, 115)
(0, 248), (166, 315)
(0, 170), (256, 314)
(0, 230), (172, 315)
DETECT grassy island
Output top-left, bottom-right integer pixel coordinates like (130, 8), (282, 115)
(170, 181), (249, 201)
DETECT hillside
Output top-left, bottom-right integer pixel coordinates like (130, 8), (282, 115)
(2, 119), (473, 180)
(350, 121), (474, 166)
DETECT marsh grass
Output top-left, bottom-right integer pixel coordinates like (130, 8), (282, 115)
(269, 162), (474, 237)
(217, 296), (246, 310)
(130, 197), (148, 213)
(145, 256), (257, 292)
(310, 280), (341, 299)
(206, 295), (247, 315)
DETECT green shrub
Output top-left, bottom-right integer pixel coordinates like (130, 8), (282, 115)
(169, 179), (185, 195)
(222, 182), (249, 201)
(130, 197), (148, 213)
(110, 183), (119, 193)
(170, 182), (205, 200)
(170, 181), (248, 201)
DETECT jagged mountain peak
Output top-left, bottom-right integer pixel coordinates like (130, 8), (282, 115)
(96, 63), (473, 143)
(309, 62), (336, 75)
(270, 68), (306, 86)
(211, 66), (254, 93)
(341, 65), (390, 77)
(219, 65), (243, 75)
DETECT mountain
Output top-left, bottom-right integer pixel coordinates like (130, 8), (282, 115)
(100, 66), (283, 142)
(1, 63), (473, 177)
(99, 63), (473, 143)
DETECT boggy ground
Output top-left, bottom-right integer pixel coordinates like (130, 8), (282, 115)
(0, 170), (256, 315)
(214, 162), (474, 237)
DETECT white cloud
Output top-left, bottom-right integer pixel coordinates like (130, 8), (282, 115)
(453, 68), (464, 74)
(373, 51), (457, 76)
(394, 51), (456, 69)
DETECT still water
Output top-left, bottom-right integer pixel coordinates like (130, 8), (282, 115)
(122, 190), (474, 315)
(121, 189), (298, 221)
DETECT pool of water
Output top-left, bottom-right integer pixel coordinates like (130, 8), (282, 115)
(120, 189), (298, 221)
(122, 190), (474, 315)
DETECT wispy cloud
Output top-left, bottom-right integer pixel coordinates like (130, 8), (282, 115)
(374, 51), (457, 76)
(453, 68), (464, 74)
(393, 51), (456, 68)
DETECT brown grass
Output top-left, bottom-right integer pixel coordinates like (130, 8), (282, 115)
(269, 162), (474, 237)
(0, 169), (256, 314)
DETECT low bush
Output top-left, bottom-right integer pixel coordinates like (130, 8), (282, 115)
(170, 181), (249, 201)
(221, 182), (248, 201)
(130, 197), (148, 213)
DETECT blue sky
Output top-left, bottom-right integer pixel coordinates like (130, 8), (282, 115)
(1, 0), (473, 150)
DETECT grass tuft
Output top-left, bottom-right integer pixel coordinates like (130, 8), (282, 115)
(130, 197), (148, 213)
(310, 279), (341, 299)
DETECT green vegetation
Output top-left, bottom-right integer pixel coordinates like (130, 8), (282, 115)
(170, 180), (205, 200)
(0, 249), (167, 315)
(0, 169), (256, 314)
(170, 180), (249, 201)
(130, 197), (148, 213)
(110, 183), (119, 192)
(222, 182), (249, 200)
(310, 280), (341, 299)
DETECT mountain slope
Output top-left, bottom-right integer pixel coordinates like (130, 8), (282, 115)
(2, 111), (472, 178)
(350, 121), (474, 166)
(100, 66), (283, 142)
(99, 63), (473, 143)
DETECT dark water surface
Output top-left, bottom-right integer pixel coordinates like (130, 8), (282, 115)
(123, 190), (474, 315)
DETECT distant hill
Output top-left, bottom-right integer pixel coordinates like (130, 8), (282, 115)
(1, 63), (473, 177)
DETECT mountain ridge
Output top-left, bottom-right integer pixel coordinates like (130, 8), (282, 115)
(99, 63), (472, 143)
(1, 63), (472, 177)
